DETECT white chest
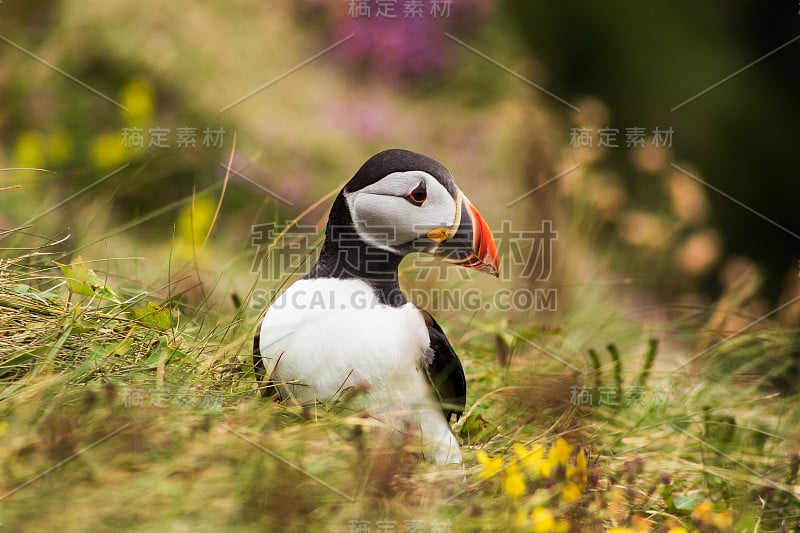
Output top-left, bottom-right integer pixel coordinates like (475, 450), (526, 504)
(258, 278), (431, 404)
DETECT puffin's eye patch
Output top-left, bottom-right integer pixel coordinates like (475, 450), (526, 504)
(406, 181), (427, 206)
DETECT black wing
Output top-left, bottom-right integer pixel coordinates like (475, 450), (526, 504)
(420, 310), (467, 423)
(252, 332), (274, 398)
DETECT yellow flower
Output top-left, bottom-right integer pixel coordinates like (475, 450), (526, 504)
(90, 132), (129, 169)
(710, 509), (733, 529)
(575, 447), (588, 485)
(607, 529), (635, 533)
(13, 130), (45, 169)
(556, 519), (570, 533)
(503, 462), (526, 500)
(691, 500), (713, 522)
(531, 507), (555, 533)
(561, 481), (582, 503)
(690, 499), (733, 529)
(175, 195), (216, 261)
(514, 443), (532, 462)
(666, 528), (688, 533)
(538, 455), (552, 478)
(515, 443), (550, 479)
(121, 78), (154, 127)
(476, 449), (503, 480)
(549, 438), (572, 471)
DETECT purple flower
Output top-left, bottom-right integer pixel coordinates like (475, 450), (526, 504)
(301, 0), (496, 82)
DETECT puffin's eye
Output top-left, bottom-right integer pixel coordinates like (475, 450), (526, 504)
(406, 181), (427, 206)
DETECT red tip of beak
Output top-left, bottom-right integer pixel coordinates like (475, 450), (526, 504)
(461, 197), (500, 277)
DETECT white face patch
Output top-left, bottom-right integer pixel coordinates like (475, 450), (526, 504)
(344, 171), (457, 252)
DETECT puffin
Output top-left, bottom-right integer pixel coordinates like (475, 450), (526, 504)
(254, 149), (498, 464)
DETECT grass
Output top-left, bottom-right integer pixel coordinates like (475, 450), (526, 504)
(3, 1), (798, 530)
(2, 129), (799, 531)
(0, 220), (798, 533)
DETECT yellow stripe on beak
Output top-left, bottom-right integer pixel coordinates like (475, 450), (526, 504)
(426, 227), (450, 242)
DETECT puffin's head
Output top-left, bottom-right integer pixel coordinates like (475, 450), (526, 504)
(341, 149), (499, 276)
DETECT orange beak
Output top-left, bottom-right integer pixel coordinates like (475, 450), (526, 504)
(434, 194), (499, 277)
